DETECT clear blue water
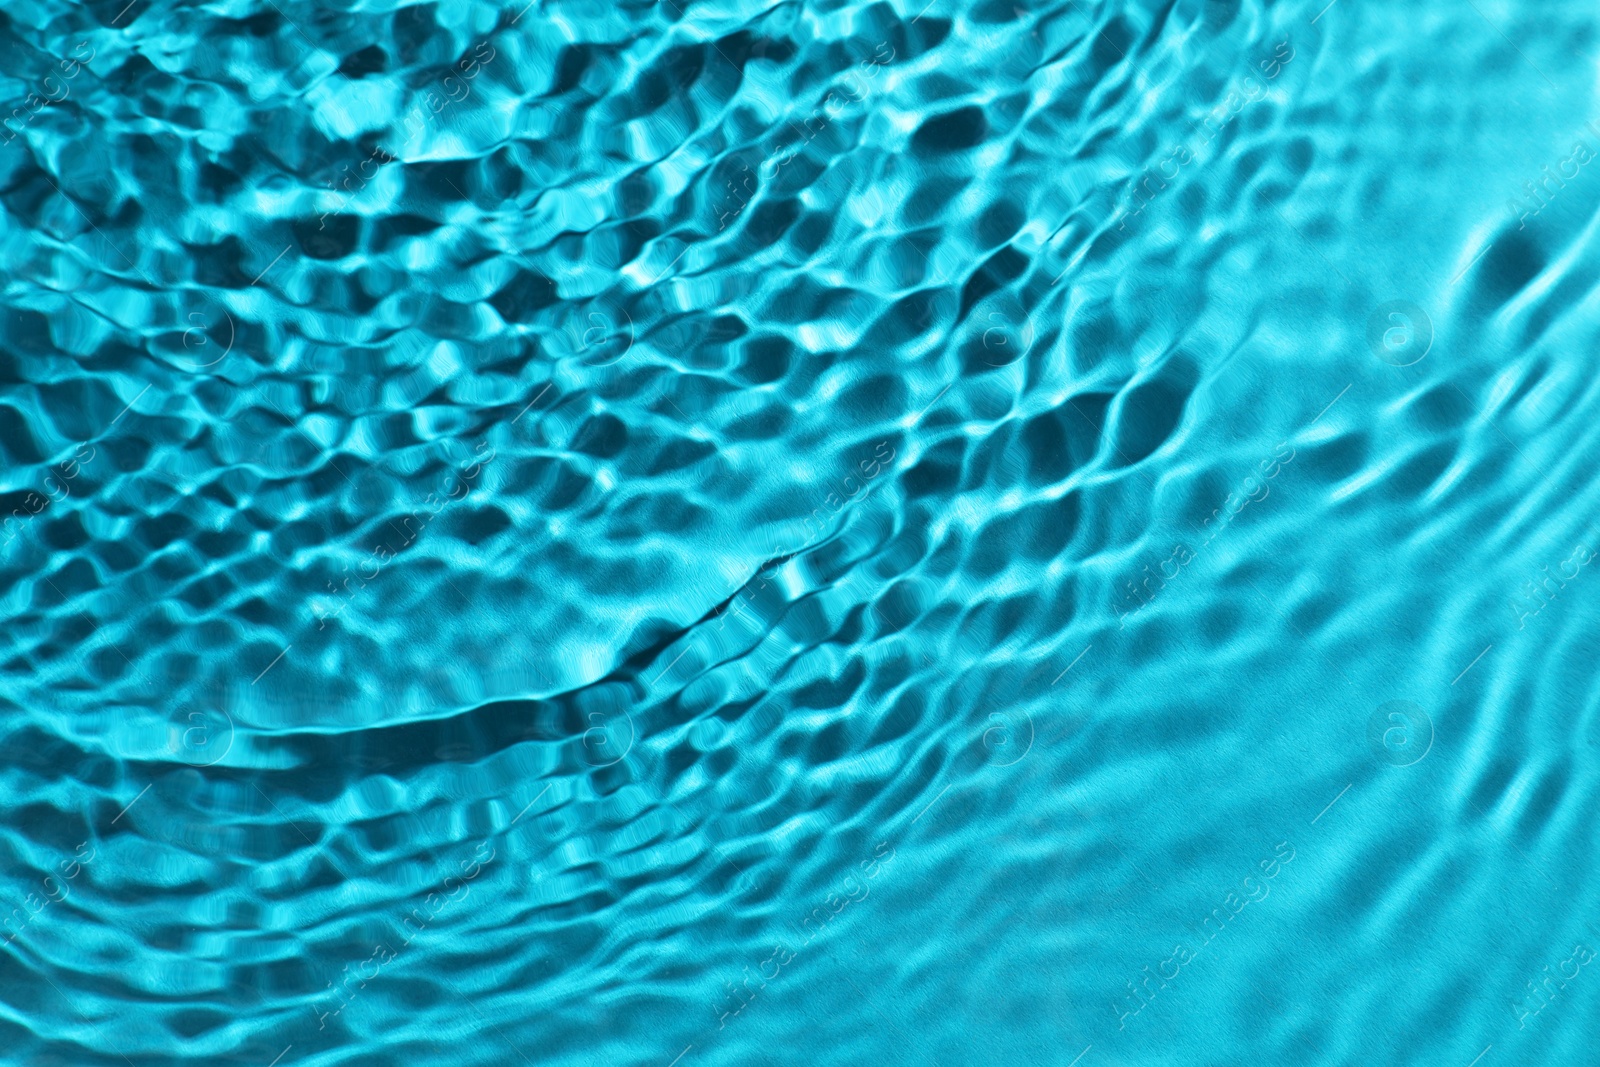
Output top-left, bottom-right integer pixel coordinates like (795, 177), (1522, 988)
(2, 0), (1598, 1063)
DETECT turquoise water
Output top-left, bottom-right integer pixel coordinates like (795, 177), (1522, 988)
(2, 0), (1598, 1063)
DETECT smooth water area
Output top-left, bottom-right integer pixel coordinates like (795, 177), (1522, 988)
(2, 0), (1598, 1064)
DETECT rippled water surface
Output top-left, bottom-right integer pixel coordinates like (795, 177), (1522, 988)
(4, 0), (1600, 1063)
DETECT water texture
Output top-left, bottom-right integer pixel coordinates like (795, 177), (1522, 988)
(1, 0), (1598, 1064)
